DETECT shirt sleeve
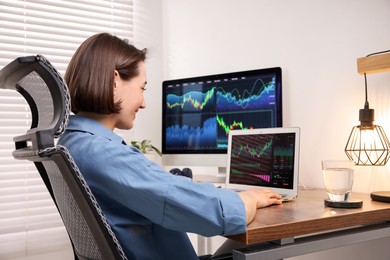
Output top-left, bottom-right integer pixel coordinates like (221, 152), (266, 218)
(70, 133), (247, 237)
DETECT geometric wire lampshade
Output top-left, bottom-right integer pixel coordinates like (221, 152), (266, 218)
(348, 49), (390, 202)
(345, 49), (390, 166)
(345, 124), (390, 166)
(345, 107), (390, 203)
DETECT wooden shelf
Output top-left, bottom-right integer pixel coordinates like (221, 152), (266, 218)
(357, 52), (390, 75)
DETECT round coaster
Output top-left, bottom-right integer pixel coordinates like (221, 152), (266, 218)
(370, 191), (390, 203)
(324, 199), (363, 208)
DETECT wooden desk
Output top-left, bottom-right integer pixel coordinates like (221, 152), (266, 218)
(228, 188), (390, 259)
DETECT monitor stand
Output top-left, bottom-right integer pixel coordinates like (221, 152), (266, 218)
(192, 166), (226, 183)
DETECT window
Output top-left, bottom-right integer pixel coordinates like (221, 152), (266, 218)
(0, 1), (133, 258)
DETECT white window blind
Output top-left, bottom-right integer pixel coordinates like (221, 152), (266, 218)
(0, 0), (134, 258)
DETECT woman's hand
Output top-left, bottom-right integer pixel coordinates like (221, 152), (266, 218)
(238, 189), (283, 224)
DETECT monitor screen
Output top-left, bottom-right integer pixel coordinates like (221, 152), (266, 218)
(162, 67), (282, 154)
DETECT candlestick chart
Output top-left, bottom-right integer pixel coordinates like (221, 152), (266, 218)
(214, 76), (276, 146)
(164, 85), (217, 150)
(216, 78), (276, 112)
(166, 86), (215, 113)
(228, 133), (295, 188)
(162, 68), (282, 154)
(229, 135), (274, 185)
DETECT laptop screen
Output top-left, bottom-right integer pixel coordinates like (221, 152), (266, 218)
(226, 127), (300, 196)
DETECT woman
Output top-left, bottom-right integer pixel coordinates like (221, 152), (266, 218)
(60, 32), (282, 259)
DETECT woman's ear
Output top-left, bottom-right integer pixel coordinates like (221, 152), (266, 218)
(114, 70), (119, 88)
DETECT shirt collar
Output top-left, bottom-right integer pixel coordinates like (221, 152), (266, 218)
(66, 115), (124, 144)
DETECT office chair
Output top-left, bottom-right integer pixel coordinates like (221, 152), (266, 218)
(0, 55), (127, 260)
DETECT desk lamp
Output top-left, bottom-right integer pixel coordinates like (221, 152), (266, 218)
(345, 50), (390, 203)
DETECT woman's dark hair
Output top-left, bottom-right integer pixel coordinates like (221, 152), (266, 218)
(65, 33), (147, 114)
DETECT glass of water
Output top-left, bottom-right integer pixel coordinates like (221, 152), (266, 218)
(321, 160), (354, 201)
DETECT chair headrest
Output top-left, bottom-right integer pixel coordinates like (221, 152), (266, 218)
(0, 55), (70, 149)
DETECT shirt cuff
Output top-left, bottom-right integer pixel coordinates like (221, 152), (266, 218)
(217, 188), (247, 235)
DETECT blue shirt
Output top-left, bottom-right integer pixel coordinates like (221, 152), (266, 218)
(58, 115), (246, 260)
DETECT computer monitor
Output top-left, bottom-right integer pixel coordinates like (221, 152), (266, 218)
(161, 67), (282, 168)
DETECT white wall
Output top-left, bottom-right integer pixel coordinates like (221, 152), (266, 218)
(135, 0), (390, 193)
(131, 0), (390, 258)
(130, 0), (164, 147)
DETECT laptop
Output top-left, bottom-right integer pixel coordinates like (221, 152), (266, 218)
(225, 127), (300, 201)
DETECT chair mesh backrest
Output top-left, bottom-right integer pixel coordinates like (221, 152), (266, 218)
(39, 146), (127, 260)
(43, 158), (102, 259)
(0, 55), (127, 260)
